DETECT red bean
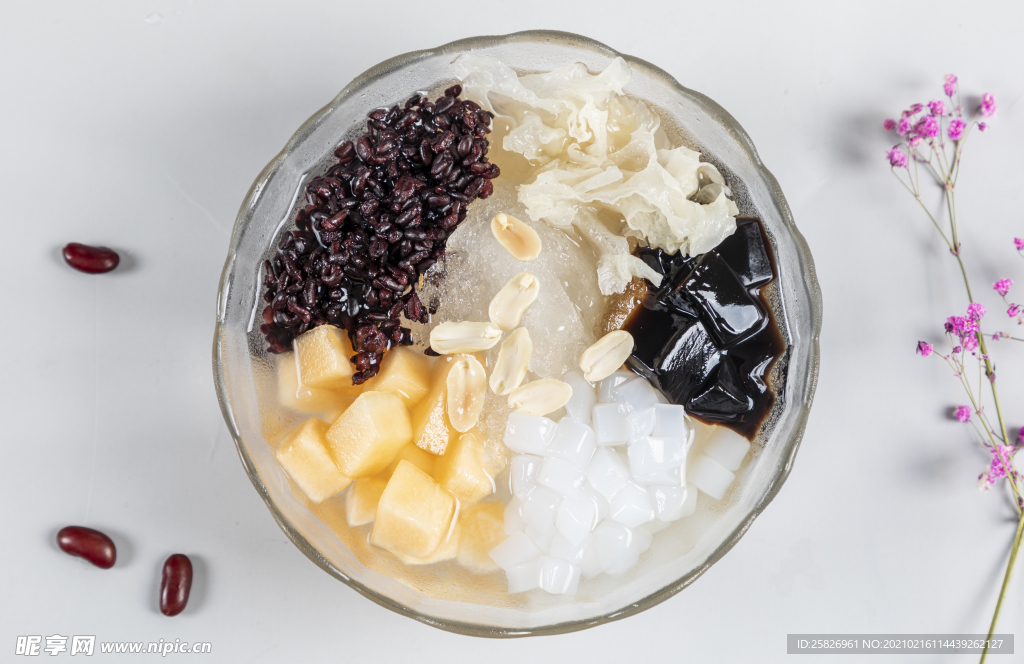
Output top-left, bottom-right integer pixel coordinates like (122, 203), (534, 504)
(62, 243), (120, 274)
(56, 526), (116, 569)
(159, 554), (193, 617)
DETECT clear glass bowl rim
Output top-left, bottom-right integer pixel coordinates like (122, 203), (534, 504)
(213, 29), (823, 638)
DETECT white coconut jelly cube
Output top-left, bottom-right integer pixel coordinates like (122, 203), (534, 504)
(549, 531), (591, 565)
(703, 427), (752, 471)
(555, 493), (598, 546)
(510, 454), (543, 500)
(586, 447), (630, 502)
(579, 542), (603, 579)
(598, 371), (636, 403)
(521, 485), (561, 533)
(504, 413), (557, 455)
(526, 526), (556, 553)
(504, 497), (527, 534)
(581, 483), (609, 524)
(538, 556), (581, 595)
(592, 521), (641, 575)
(489, 531), (541, 571)
(547, 418), (597, 467)
(613, 377), (660, 412)
(651, 403), (691, 439)
(625, 407), (657, 442)
(687, 453), (736, 500)
(608, 481), (655, 528)
(649, 485), (690, 522)
(537, 457), (586, 497)
(505, 560), (542, 594)
(562, 371), (597, 425)
(634, 523), (653, 555)
(627, 435), (688, 484)
(592, 402), (630, 445)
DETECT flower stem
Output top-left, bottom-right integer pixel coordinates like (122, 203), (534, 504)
(979, 512), (1024, 664)
(947, 204), (1022, 509)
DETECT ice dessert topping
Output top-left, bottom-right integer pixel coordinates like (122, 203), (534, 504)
(259, 86), (499, 383)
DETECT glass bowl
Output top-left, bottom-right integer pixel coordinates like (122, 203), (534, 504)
(213, 30), (822, 637)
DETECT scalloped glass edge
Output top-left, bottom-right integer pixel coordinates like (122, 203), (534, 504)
(213, 30), (822, 638)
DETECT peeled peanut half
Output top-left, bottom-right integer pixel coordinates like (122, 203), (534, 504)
(491, 213), (541, 261)
(446, 356), (487, 433)
(579, 330), (635, 382)
(488, 272), (540, 331)
(508, 378), (573, 417)
(430, 321), (503, 354)
(489, 327), (532, 395)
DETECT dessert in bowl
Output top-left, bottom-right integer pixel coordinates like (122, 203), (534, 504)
(213, 31), (821, 636)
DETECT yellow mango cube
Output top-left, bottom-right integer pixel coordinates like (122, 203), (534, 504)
(345, 477), (388, 527)
(276, 353), (352, 414)
(371, 461), (456, 559)
(434, 430), (494, 505)
(408, 355), (477, 456)
(325, 391), (412, 478)
(410, 377), (455, 456)
(275, 418), (352, 503)
(294, 325), (355, 390)
(362, 346), (434, 406)
(379, 443), (437, 480)
(394, 522), (461, 565)
(456, 501), (505, 574)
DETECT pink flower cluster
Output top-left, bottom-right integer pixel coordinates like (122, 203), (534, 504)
(978, 445), (1020, 491)
(884, 75), (995, 159)
(993, 278), (1013, 297)
(980, 93), (998, 118)
(994, 269), (1022, 323)
(943, 74), (957, 98)
(955, 405), (972, 422)
(945, 310), (981, 351)
(887, 146), (908, 168)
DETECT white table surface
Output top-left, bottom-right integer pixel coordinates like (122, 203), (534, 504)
(3, 1), (1023, 661)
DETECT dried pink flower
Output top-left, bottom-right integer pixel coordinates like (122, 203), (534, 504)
(908, 135), (923, 147)
(883, 118), (896, 131)
(916, 341), (934, 357)
(955, 405), (972, 422)
(1009, 304), (1021, 318)
(947, 118), (966, 141)
(916, 115), (940, 138)
(1015, 237), (1024, 252)
(994, 278), (1014, 296)
(928, 99), (947, 116)
(979, 122), (988, 132)
(906, 103), (924, 116)
(968, 302), (987, 320)
(946, 315), (980, 337)
(987, 445), (1017, 482)
(980, 93), (998, 118)
(896, 117), (911, 135)
(944, 74), (958, 97)
(887, 146), (908, 168)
